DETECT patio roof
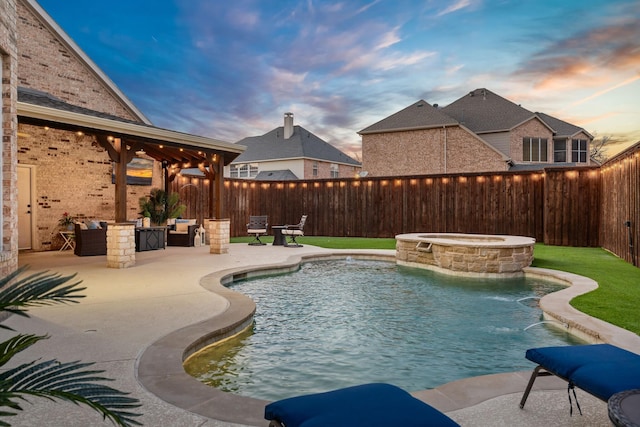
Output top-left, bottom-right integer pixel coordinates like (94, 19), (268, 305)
(17, 88), (245, 167)
(17, 87), (246, 221)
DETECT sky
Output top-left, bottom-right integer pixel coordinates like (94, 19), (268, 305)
(37, 0), (640, 160)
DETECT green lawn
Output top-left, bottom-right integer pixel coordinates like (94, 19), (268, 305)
(231, 236), (640, 334)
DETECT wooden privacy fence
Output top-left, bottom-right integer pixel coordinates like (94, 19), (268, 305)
(171, 166), (603, 247)
(600, 142), (640, 266)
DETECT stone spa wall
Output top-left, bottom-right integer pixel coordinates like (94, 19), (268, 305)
(396, 233), (535, 277)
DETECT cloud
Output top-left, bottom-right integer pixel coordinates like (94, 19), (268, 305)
(513, 12), (640, 91)
(436, 0), (478, 17)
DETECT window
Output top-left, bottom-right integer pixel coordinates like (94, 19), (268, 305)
(249, 163), (259, 177)
(522, 137), (548, 162)
(230, 163), (258, 178)
(553, 139), (566, 163)
(572, 139), (587, 163)
(312, 161), (318, 177)
(330, 163), (339, 178)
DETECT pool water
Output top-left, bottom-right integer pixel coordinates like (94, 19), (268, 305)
(184, 259), (585, 400)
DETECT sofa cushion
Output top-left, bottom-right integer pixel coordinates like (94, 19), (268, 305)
(175, 223), (190, 233)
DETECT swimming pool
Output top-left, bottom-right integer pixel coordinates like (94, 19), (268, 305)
(184, 259), (584, 401)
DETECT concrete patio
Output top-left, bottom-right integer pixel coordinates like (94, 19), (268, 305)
(2, 244), (638, 426)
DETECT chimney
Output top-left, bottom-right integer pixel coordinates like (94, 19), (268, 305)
(284, 112), (294, 139)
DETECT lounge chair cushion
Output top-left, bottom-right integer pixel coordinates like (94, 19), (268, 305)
(571, 362), (640, 401)
(264, 383), (459, 427)
(525, 344), (640, 401)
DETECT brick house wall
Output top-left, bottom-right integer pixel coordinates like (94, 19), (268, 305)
(442, 127), (508, 173)
(362, 126), (507, 177)
(16, 1), (139, 121)
(17, 124), (163, 251)
(509, 118), (554, 163)
(15, 1), (168, 251)
(1, 0), (19, 274)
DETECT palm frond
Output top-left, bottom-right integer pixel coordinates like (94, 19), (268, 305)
(0, 334), (47, 368)
(0, 359), (142, 426)
(0, 267), (85, 327)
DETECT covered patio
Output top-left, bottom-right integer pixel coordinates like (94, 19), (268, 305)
(18, 88), (245, 265)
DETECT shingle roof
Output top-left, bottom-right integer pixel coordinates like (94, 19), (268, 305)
(233, 125), (360, 166)
(536, 112), (590, 138)
(358, 100), (458, 134)
(509, 162), (584, 171)
(18, 87), (142, 124)
(441, 88), (535, 133)
(254, 170), (299, 181)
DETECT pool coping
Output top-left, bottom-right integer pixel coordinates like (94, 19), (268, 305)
(136, 250), (640, 426)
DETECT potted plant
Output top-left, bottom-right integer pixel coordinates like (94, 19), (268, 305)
(58, 212), (76, 230)
(142, 211), (151, 228)
(138, 188), (186, 226)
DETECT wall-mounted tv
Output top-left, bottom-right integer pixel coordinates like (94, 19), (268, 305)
(112, 157), (153, 185)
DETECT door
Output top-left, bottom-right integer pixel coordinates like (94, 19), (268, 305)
(18, 165), (34, 250)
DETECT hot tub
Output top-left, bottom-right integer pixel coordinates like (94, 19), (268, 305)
(395, 233), (535, 277)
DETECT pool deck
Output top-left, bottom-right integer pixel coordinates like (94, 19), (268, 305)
(4, 244), (640, 426)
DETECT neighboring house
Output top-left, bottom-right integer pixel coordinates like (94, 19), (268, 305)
(228, 113), (361, 180)
(12, 0), (242, 253)
(359, 88), (593, 177)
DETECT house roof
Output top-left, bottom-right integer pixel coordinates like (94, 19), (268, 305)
(233, 125), (360, 166)
(536, 112), (593, 139)
(508, 162), (585, 171)
(441, 88), (536, 133)
(18, 87), (244, 166)
(358, 100), (458, 134)
(254, 170), (299, 181)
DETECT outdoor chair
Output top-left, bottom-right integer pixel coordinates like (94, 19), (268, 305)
(265, 383), (459, 427)
(281, 215), (307, 247)
(74, 222), (107, 256)
(167, 220), (199, 247)
(520, 344), (640, 414)
(247, 215), (268, 245)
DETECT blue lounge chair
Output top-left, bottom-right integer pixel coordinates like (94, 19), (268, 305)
(264, 383), (459, 427)
(520, 344), (640, 412)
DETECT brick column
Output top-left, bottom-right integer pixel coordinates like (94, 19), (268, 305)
(106, 223), (136, 268)
(209, 219), (229, 254)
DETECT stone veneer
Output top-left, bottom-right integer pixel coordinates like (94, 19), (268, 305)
(396, 233), (535, 277)
(0, 0), (19, 276)
(209, 219), (229, 254)
(106, 223), (135, 268)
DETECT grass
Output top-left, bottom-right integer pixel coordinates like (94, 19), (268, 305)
(531, 244), (640, 335)
(232, 235), (397, 249)
(232, 236), (640, 335)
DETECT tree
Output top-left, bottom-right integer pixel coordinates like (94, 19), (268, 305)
(0, 267), (142, 426)
(590, 135), (612, 164)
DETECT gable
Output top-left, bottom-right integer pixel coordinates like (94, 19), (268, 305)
(17, 0), (148, 123)
(536, 112), (592, 139)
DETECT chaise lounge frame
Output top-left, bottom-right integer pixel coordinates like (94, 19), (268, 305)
(520, 344), (640, 411)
